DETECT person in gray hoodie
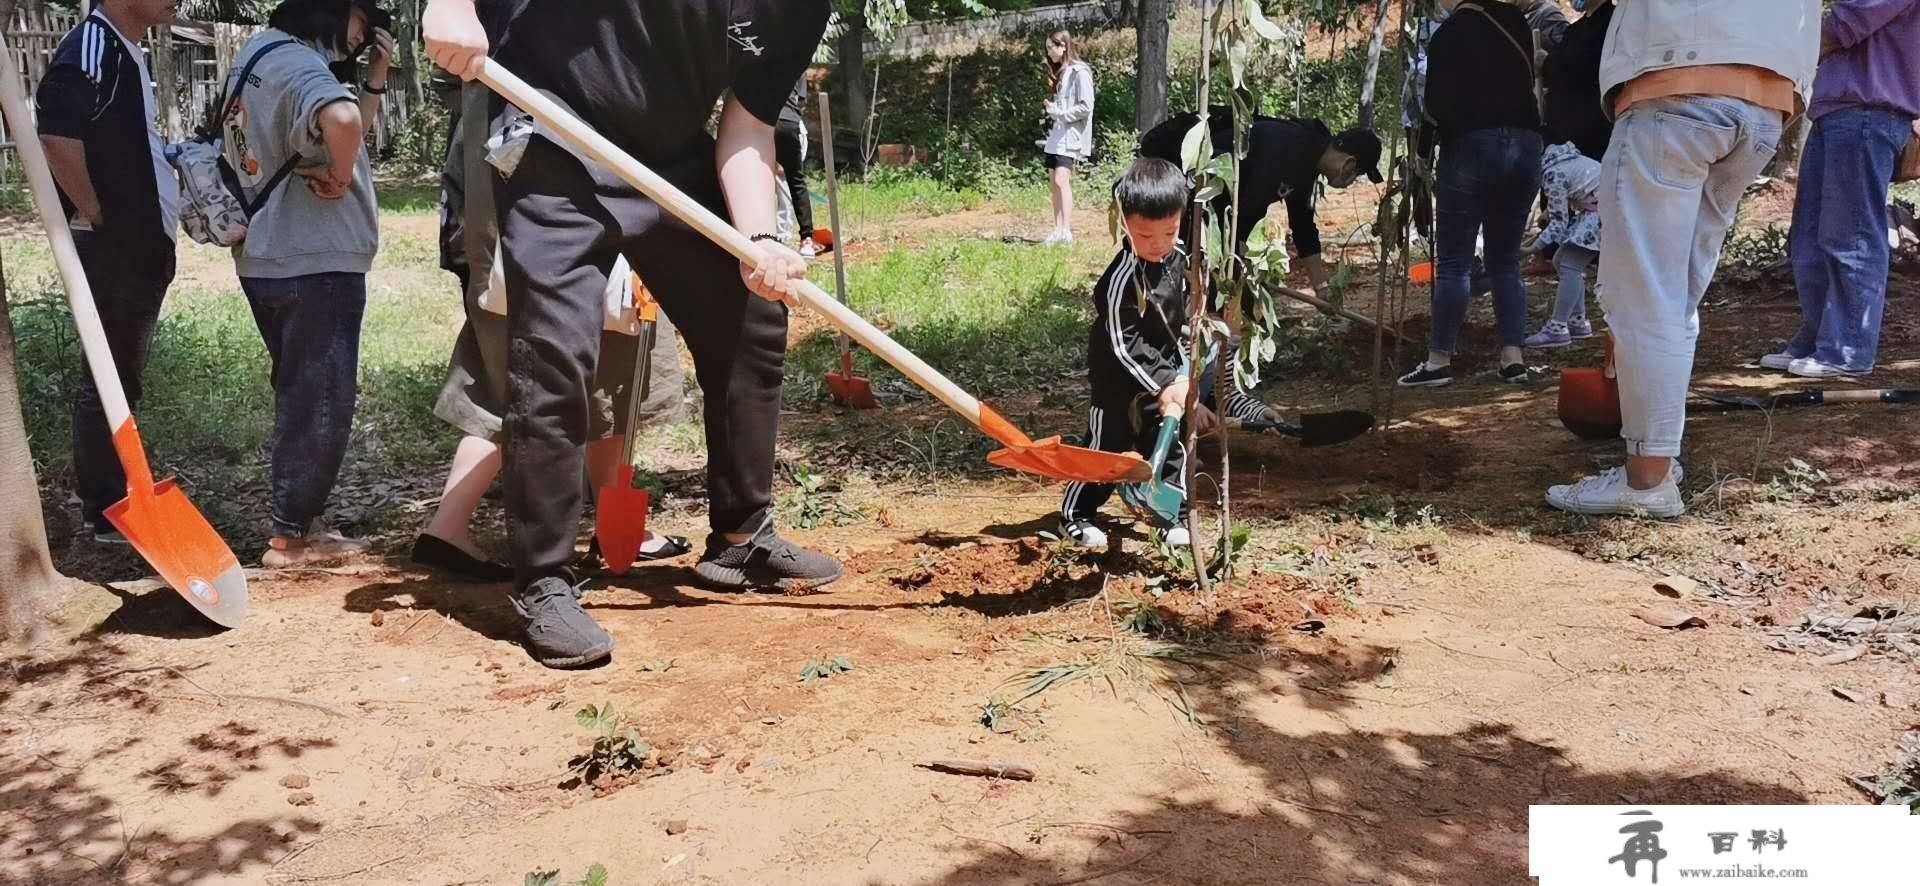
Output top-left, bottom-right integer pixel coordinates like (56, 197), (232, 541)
(220, 0), (389, 567)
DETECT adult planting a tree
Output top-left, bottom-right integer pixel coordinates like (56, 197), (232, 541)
(425, 0), (837, 669)
(219, 0), (391, 567)
(35, 0), (182, 546)
(1138, 107), (1383, 304)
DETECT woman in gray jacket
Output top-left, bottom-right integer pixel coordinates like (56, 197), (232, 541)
(1040, 30), (1094, 246)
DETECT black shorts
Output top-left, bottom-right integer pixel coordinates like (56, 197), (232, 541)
(1044, 153), (1077, 170)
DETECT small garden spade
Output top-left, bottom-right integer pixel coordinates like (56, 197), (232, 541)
(815, 93), (877, 409)
(595, 276), (659, 576)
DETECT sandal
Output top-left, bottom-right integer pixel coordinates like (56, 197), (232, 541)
(585, 533), (693, 570)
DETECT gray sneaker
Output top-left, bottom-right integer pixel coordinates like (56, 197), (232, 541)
(694, 518), (843, 591)
(513, 577), (613, 669)
(1567, 317), (1594, 339)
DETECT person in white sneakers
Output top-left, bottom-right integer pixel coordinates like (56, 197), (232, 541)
(1547, 0), (1820, 518)
(1039, 29), (1094, 246)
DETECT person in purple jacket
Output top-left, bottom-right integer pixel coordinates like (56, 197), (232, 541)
(1761, 0), (1920, 378)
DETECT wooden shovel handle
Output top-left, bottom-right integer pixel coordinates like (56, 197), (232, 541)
(1819, 388), (1916, 404)
(474, 61), (1015, 441)
(0, 33), (133, 430)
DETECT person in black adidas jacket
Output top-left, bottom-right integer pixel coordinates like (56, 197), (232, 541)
(35, 0), (182, 545)
(1059, 158), (1219, 550)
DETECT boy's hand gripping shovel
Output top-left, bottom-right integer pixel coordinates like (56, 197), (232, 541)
(596, 276), (659, 576)
(0, 35), (246, 627)
(815, 93), (876, 409)
(1119, 409), (1186, 528)
(473, 60), (1147, 485)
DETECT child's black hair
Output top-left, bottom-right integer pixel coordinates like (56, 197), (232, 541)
(1114, 157), (1188, 221)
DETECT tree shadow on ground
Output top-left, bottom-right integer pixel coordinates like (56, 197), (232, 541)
(898, 647), (1811, 886)
(2, 640), (325, 884)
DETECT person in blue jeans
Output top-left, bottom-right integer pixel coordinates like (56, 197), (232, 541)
(1399, 0), (1543, 388)
(1762, 0), (1920, 379)
(221, 0), (391, 566)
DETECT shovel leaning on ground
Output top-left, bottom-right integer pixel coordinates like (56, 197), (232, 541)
(1695, 388), (1920, 412)
(474, 60), (1149, 485)
(1224, 409), (1376, 447)
(0, 35), (246, 628)
(595, 275), (660, 576)
(815, 93), (877, 409)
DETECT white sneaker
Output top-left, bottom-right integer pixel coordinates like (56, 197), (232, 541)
(1787, 357), (1869, 379)
(1060, 519), (1107, 549)
(1040, 229), (1072, 247)
(1545, 466), (1685, 518)
(1758, 351), (1799, 371)
(1163, 526), (1191, 546)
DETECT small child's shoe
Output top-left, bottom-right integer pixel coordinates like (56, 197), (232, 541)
(1525, 321), (1573, 349)
(1060, 519), (1107, 549)
(1567, 317), (1594, 339)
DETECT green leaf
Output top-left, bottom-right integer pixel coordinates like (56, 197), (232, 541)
(1246, 0), (1287, 41)
(832, 655), (854, 672)
(582, 863), (609, 886)
(1179, 120), (1212, 173)
(575, 706), (598, 729)
(525, 871), (559, 886)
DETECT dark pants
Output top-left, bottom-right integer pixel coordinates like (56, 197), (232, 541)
(1787, 105), (1913, 372)
(240, 273), (366, 538)
(1060, 399), (1189, 525)
(73, 232), (175, 531)
(774, 120), (813, 239)
(496, 135), (788, 590)
(1430, 127), (1542, 352)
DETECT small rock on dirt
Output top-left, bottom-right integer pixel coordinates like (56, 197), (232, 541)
(1882, 691), (1913, 710)
(278, 774), (310, 790)
(369, 611), (385, 627)
(286, 791), (315, 806)
(1653, 576), (1698, 600)
(665, 819), (689, 835)
(1831, 686), (1872, 704)
(1329, 748), (1350, 761)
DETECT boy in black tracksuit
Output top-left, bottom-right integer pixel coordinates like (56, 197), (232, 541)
(1060, 158), (1216, 550)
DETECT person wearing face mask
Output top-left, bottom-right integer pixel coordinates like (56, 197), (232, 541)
(218, 0), (391, 567)
(1138, 106), (1384, 302)
(34, 0), (185, 547)
(1398, 0), (1544, 388)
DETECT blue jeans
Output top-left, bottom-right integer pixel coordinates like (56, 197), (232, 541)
(1430, 128), (1543, 353)
(1600, 96), (1782, 458)
(1786, 105), (1913, 372)
(240, 273), (366, 538)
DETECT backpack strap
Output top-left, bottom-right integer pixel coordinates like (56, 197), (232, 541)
(214, 39), (306, 216)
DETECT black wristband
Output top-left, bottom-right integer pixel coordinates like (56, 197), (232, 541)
(362, 82), (388, 95)
(749, 233), (780, 244)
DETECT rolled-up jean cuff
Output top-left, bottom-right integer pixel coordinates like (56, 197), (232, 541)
(1622, 437), (1682, 459)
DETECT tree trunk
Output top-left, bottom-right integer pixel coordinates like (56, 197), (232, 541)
(1356, 0), (1393, 127)
(0, 231), (62, 642)
(153, 25), (182, 140)
(1767, 115), (1809, 181)
(837, 8), (871, 176)
(1134, 0), (1170, 131)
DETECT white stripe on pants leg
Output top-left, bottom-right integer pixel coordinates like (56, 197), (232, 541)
(1061, 406), (1105, 521)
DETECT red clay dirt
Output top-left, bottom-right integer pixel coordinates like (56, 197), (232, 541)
(6, 189), (1919, 886)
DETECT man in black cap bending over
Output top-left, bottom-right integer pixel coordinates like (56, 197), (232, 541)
(1140, 109), (1383, 304)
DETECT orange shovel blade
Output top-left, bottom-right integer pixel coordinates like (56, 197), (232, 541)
(825, 351), (879, 409)
(1409, 261), (1434, 284)
(988, 436), (1152, 484)
(104, 478), (248, 629)
(595, 465), (651, 576)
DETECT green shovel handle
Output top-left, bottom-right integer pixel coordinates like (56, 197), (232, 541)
(1145, 414), (1181, 475)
